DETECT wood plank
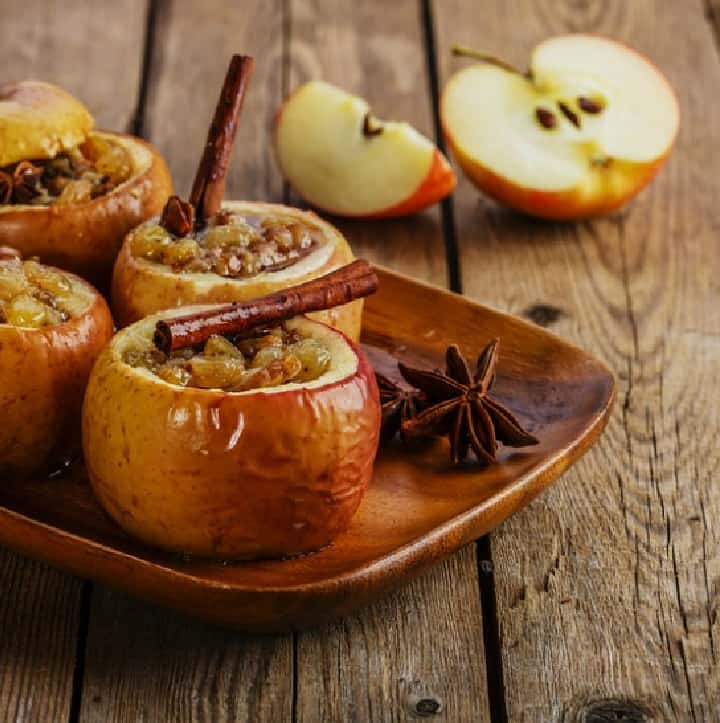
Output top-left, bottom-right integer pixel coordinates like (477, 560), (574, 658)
(0, 551), (82, 723)
(434, 0), (720, 719)
(288, 2), (490, 721)
(0, 2), (147, 720)
(78, 2), (293, 721)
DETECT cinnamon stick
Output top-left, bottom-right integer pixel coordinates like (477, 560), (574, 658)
(153, 259), (378, 353)
(188, 54), (255, 226)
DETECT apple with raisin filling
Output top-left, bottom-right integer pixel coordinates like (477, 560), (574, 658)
(112, 201), (363, 340)
(0, 250), (114, 479)
(0, 80), (172, 281)
(82, 309), (380, 559)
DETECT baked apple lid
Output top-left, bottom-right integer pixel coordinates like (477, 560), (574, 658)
(114, 310), (360, 395)
(0, 80), (94, 167)
(126, 201), (339, 289)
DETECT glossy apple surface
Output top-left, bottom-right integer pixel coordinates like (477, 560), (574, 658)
(111, 201), (364, 340)
(275, 81), (455, 218)
(82, 312), (380, 559)
(0, 268), (114, 480)
(441, 35), (679, 219)
(0, 131), (172, 281)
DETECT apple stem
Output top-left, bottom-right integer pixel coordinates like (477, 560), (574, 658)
(451, 45), (523, 75)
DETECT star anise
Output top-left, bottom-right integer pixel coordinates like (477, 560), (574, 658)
(398, 340), (538, 465)
(12, 161), (43, 203)
(376, 373), (426, 444)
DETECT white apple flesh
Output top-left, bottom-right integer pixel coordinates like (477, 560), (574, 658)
(441, 34), (679, 219)
(275, 81), (455, 218)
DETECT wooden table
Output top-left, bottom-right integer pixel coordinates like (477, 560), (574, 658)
(1, 1), (718, 721)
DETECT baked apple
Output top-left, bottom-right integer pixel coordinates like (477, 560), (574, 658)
(0, 251), (114, 479)
(82, 310), (380, 559)
(0, 80), (172, 280)
(111, 201), (364, 340)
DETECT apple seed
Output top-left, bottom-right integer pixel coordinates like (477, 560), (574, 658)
(535, 107), (558, 130)
(557, 101), (581, 129)
(578, 96), (604, 114)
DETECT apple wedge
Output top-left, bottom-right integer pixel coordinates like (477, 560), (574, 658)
(441, 35), (679, 219)
(274, 81), (455, 218)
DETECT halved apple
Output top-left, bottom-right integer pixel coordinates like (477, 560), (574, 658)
(112, 201), (363, 340)
(274, 81), (455, 218)
(82, 311), (380, 559)
(0, 256), (114, 480)
(441, 35), (679, 219)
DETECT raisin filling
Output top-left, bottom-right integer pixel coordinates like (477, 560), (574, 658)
(130, 212), (323, 279)
(0, 136), (133, 206)
(123, 323), (331, 391)
(0, 258), (82, 327)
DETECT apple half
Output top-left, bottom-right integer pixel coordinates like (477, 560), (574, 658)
(112, 201), (364, 340)
(441, 35), (679, 219)
(0, 257), (114, 480)
(274, 81), (456, 218)
(82, 311), (380, 559)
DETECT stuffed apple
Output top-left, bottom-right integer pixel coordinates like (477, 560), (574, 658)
(111, 200), (363, 339)
(0, 250), (114, 479)
(0, 80), (173, 280)
(82, 309), (380, 559)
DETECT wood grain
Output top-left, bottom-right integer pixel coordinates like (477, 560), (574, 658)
(434, 0), (720, 719)
(0, 1), (148, 720)
(0, 550), (82, 723)
(79, 588), (292, 722)
(77, 2), (293, 720)
(287, 1), (489, 720)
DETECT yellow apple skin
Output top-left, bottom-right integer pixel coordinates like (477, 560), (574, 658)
(111, 201), (363, 340)
(0, 273), (114, 480)
(0, 131), (173, 282)
(82, 315), (381, 559)
(445, 135), (670, 220)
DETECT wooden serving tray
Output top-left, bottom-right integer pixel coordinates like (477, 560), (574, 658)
(0, 267), (614, 632)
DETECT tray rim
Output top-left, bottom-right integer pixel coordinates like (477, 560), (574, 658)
(0, 265), (616, 613)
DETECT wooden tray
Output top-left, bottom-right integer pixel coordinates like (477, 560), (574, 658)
(0, 266), (614, 632)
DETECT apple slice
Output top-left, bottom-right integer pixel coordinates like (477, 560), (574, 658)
(441, 34), (679, 219)
(274, 81), (455, 218)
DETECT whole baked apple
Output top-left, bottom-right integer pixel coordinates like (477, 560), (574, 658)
(82, 310), (380, 559)
(0, 80), (172, 281)
(112, 201), (364, 340)
(441, 35), (679, 219)
(0, 252), (114, 479)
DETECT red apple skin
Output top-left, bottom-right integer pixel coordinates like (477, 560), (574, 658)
(273, 98), (456, 219)
(445, 138), (671, 220)
(362, 150), (456, 219)
(82, 319), (381, 559)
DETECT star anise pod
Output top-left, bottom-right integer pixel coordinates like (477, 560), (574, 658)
(12, 161), (43, 203)
(398, 340), (538, 465)
(376, 373), (426, 444)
